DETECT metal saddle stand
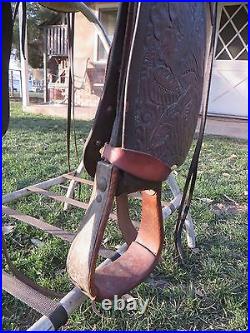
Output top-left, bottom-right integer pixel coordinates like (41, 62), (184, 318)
(2, 171), (194, 330)
(2, 2), (217, 330)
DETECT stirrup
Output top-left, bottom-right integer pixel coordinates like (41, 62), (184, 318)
(67, 160), (164, 301)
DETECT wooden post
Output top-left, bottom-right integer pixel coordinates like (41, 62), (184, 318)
(10, 70), (14, 97)
(19, 70), (22, 97)
(18, 3), (29, 107)
(43, 28), (48, 103)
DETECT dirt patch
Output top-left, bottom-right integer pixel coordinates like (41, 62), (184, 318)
(212, 202), (247, 216)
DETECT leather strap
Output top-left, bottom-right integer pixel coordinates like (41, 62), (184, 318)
(67, 161), (164, 300)
(83, 3), (134, 177)
(2, 271), (58, 316)
(20, 2), (27, 60)
(66, 12), (76, 171)
(2, 235), (65, 299)
(174, 3), (218, 261)
(2, 3), (13, 136)
(102, 143), (171, 182)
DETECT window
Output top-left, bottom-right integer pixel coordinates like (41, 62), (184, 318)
(215, 4), (248, 60)
(97, 8), (118, 61)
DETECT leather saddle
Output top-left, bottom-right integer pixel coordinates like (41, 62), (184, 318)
(65, 2), (214, 301)
(3, 2), (216, 302)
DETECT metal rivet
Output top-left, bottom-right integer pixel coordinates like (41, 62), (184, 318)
(96, 194), (102, 203)
(97, 177), (107, 192)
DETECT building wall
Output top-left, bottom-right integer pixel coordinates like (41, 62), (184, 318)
(73, 12), (95, 106)
(208, 2), (248, 118)
(72, 3), (118, 106)
(73, 12), (95, 84)
(61, 2), (248, 117)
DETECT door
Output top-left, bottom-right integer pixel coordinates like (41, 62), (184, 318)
(208, 3), (248, 118)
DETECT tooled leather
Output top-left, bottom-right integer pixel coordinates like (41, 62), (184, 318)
(124, 3), (207, 167)
(83, 3), (207, 195)
(67, 3), (210, 301)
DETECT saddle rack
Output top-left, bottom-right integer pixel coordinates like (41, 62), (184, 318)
(2, 166), (195, 330)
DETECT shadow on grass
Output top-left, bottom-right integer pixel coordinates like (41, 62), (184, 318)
(7, 115), (93, 135)
(3, 112), (94, 191)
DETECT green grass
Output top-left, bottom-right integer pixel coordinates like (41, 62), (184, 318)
(2, 102), (248, 330)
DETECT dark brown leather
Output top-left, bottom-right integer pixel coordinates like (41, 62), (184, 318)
(2, 3), (13, 136)
(123, 3), (207, 168)
(83, 3), (130, 177)
(41, 3), (81, 12)
(84, 3), (207, 194)
(83, 3), (141, 178)
(175, 3), (218, 261)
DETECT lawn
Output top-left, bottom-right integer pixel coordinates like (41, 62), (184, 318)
(2, 102), (248, 330)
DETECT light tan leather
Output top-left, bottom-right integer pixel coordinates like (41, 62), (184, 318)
(116, 194), (137, 245)
(66, 161), (119, 299)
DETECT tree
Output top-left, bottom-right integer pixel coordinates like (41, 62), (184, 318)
(12, 2), (57, 68)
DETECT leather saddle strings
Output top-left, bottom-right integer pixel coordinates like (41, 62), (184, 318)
(174, 3), (218, 262)
(66, 12), (80, 171)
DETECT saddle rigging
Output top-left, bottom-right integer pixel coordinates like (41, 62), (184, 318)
(2, 2), (217, 302)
